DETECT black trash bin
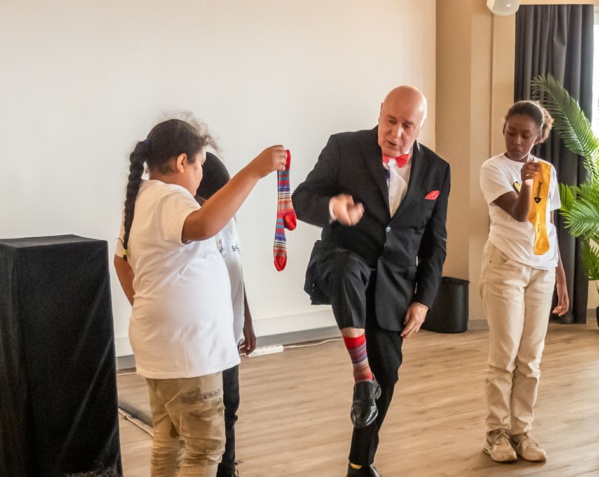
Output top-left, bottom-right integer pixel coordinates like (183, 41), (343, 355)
(422, 276), (469, 333)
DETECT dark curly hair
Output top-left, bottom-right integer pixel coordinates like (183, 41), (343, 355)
(122, 118), (216, 260)
(195, 152), (230, 200)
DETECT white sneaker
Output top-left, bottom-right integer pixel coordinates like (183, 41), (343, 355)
(511, 434), (547, 462)
(484, 429), (517, 463)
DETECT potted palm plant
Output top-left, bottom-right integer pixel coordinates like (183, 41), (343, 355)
(531, 73), (599, 325)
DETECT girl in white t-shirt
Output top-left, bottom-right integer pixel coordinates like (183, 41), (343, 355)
(114, 118), (286, 476)
(479, 101), (569, 465)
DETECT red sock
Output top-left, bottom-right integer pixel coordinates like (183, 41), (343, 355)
(274, 150), (296, 271)
(343, 334), (373, 383)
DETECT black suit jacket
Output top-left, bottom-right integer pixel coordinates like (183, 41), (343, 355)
(292, 126), (451, 331)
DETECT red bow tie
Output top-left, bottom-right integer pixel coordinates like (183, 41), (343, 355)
(382, 153), (410, 168)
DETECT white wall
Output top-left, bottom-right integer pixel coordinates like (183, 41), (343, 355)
(0, 1), (437, 356)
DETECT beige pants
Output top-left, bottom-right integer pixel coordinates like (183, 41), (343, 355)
(479, 242), (555, 435)
(146, 372), (225, 477)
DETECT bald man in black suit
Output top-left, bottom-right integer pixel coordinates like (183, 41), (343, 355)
(292, 86), (451, 477)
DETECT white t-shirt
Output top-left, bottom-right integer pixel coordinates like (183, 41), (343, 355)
(480, 154), (561, 270)
(116, 180), (240, 379)
(214, 218), (245, 343)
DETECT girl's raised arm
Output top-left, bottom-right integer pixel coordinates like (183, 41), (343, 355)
(182, 145), (287, 242)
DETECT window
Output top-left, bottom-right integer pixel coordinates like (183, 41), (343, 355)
(592, 8), (599, 134)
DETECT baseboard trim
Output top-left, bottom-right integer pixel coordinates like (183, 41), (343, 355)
(467, 318), (488, 330)
(116, 326), (342, 370)
(116, 354), (136, 371)
(256, 325), (340, 347)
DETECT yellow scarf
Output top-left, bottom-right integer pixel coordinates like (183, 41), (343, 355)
(527, 161), (552, 255)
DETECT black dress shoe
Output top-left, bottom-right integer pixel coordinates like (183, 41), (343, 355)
(346, 463), (382, 477)
(216, 471), (239, 477)
(350, 378), (381, 428)
(216, 466), (239, 477)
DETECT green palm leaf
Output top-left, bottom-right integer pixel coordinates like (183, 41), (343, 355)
(559, 183), (575, 212)
(560, 183), (599, 237)
(531, 74), (599, 288)
(578, 181), (599, 208)
(562, 204), (599, 237)
(574, 184), (599, 227)
(580, 239), (599, 282)
(531, 74), (599, 177)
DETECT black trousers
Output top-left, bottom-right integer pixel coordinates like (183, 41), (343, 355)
(217, 365), (240, 477)
(315, 248), (373, 330)
(317, 248), (404, 465)
(350, 314), (403, 465)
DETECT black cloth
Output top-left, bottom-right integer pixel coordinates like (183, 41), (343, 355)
(0, 235), (122, 477)
(292, 127), (450, 463)
(217, 365), (240, 477)
(515, 4), (594, 323)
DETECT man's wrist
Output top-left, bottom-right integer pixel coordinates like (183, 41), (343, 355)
(328, 197), (337, 222)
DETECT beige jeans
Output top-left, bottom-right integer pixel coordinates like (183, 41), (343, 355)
(479, 242), (555, 435)
(146, 372), (225, 477)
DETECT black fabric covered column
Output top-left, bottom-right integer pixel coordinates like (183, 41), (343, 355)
(0, 235), (122, 477)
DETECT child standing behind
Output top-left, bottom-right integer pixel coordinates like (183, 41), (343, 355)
(114, 118), (286, 476)
(196, 152), (255, 477)
(479, 101), (569, 464)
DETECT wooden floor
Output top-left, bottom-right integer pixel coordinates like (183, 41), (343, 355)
(118, 320), (599, 477)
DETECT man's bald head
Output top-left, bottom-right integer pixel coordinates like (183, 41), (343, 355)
(378, 85), (427, 157)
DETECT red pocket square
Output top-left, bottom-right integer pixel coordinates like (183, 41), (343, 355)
(425, 190), (439, 200)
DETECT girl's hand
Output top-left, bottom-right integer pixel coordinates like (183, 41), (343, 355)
(552, 290), (570, 316)
(553, 267), (570, 317)
(249, 145), (288, 178)
(521, 161), (540, 187)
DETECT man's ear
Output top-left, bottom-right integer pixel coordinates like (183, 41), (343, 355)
(175, 153), (187, 173)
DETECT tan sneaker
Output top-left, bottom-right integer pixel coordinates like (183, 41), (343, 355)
(511, 434), (547, 462)
(484, 429), (517, 463)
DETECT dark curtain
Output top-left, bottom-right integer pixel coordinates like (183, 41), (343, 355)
(515, 5), (594, 324)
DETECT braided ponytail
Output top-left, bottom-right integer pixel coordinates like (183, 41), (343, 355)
(120, 117), (217, 261)
(122, 141), (147, 261)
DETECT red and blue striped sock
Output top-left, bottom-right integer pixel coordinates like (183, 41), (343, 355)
(274, 150), (296, 271)
(343, 334), (373, 383)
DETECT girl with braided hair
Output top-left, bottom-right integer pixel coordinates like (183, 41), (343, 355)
(114, 118), (286, 476)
